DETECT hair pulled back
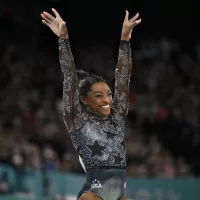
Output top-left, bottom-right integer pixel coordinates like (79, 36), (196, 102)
(76, 70), (107, 97)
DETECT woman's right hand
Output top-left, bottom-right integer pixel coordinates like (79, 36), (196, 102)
(41, 8), (68, 39)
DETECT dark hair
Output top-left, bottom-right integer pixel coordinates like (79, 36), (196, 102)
(76, 70), (107, 97)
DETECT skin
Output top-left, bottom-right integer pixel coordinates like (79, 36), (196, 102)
(81, 82), (113, 117)
(41, 8), (141, 41)
(78, 192), (126, 200)
(41, 8), (141, 200)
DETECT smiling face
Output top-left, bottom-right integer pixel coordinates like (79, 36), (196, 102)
(81, 82), (113, 117)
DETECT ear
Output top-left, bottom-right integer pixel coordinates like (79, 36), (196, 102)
(80, 96), (88, 106)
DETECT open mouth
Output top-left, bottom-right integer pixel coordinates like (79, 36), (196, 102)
(101, 105), (111, 109)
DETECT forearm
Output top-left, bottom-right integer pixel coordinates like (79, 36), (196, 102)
(113, 39), (132, 116)
(121, 34), (130, 41)
(59, 38), (76, 79)
(115, 41), (132, 88)
(60, 32), (69, 40)
(59, 38), (79, 133)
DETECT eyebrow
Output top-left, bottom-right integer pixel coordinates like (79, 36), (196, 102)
(94, 90), (111, 94)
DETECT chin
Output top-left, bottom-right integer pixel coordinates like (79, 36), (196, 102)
(100, 111), (110, 116)
(95, 107), (111, 117)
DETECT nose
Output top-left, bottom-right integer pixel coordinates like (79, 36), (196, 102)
(103, 96), (111, 104)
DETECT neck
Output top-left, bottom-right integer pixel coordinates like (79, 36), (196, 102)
(85, 107), (107, 118)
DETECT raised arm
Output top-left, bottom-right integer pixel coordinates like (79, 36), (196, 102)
(59, 38), (83, 133)
(113, 11), (141, 118)
(41, 8), (83, 133)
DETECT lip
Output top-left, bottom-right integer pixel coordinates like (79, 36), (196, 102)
(101, 103), (112, 107)
(101, 105), (110, 108)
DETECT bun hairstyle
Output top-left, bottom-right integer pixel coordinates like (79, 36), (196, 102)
(76, 70), (107, 97)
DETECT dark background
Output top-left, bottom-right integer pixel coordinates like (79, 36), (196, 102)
(2, 0), (199, 67)
(0, 1), (200, 194)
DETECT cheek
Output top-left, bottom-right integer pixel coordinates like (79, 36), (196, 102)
(93, 98), (102, 106)
(89, 98), (101, 107)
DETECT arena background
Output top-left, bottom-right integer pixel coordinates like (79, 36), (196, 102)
(0, 0), (200, 199)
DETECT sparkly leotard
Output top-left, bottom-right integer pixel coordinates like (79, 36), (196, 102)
(59, 38), (132, 171)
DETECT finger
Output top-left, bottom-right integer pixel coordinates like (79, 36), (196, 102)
(129, 13), (139, 23)
(124, 10), (129, 21)
(52, 8), (60, 18)
(43, 11), (55, 21)
(42, 20), (50, 27)
(41, 13), (52, 23)
(131, 18), (142, 27)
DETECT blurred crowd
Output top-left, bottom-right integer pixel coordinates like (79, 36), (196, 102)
(0, 4), (200, 188)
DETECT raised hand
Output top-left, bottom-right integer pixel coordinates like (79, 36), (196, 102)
(41, 8), (68, 39)
(121, 11), (141, 41)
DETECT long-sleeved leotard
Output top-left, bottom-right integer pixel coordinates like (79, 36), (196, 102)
(59, 38), (132, 169)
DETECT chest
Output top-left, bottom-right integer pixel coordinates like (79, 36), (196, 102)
(81, 117), (124, 143)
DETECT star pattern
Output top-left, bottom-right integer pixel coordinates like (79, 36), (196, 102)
(88, 141), (106, 157)
(60, 39), (131, 169)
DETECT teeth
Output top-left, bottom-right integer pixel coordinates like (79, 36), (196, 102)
(101, 105), (110, 108)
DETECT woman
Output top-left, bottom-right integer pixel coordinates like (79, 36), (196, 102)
(41, 8), (141, 200)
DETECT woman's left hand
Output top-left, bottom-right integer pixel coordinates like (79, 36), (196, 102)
(121, 11), (141, 41)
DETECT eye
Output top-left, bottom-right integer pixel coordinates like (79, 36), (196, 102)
(95, 94), (103, 98)
(108, 92), (112, 96)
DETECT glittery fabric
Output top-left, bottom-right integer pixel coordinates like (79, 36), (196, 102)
(59, 39), (132, 170)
